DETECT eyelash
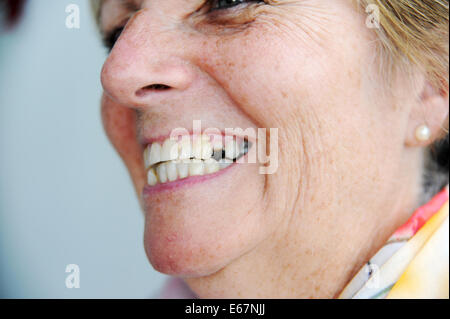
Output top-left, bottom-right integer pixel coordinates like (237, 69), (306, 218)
(102, 0), (265, 51)
(210, 0), (263, 11)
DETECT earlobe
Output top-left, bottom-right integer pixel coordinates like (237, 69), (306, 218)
(405, 82), (449, 147)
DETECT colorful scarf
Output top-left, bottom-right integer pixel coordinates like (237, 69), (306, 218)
(339, 185), (449, 299)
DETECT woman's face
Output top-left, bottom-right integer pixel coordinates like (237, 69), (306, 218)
(100, 0), (415, 279)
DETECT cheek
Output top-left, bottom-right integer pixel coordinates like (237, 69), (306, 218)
(199, 14), (354, 136)
(199, 6), (385, 205)
(101, 94), (146, 195)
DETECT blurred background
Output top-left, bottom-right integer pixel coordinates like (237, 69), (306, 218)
(0, 0), (167, 298)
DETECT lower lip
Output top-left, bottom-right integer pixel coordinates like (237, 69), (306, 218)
(142, 161), (237, 196)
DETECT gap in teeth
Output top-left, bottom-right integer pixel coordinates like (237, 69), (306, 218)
(145, 135), (249, 186)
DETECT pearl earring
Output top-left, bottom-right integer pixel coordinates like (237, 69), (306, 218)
(415, 124), (431, 142)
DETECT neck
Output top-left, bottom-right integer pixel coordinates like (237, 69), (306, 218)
(185, 187), (417, 298)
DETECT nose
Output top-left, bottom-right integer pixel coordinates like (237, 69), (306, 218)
(101, 9), (195, 108)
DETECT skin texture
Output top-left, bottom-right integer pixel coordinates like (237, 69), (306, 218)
(99, 0), (449, 298)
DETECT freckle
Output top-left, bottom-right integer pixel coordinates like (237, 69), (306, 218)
(281, 91), (287, 98)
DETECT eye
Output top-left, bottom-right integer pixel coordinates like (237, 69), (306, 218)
(210, 0), (264, 11)
(102, 0), (266, 50)
(103, 26), (125, 52)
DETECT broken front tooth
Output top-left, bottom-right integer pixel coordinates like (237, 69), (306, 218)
(178, 137), (192, 160)
(166, 161), (178, 182)
(148, 143), (162, 167)
(147, 168), (157, 186)
(161, 139), (178, 162)
(189, 159), (204, 176)
(225, 138), (238, 160)
(204, 158), (219, 174)
(177, 159), (189, 179)
(156, 163), (168, 183)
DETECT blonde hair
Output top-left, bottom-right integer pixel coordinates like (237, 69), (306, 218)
(358, 0), (449, 94)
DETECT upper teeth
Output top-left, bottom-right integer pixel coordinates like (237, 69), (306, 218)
(144, 135), (249, 186)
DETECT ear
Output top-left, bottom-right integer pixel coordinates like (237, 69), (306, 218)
(405, 80), (449, 147)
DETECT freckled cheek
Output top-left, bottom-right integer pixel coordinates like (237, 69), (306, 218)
(206, 37), (284, 124)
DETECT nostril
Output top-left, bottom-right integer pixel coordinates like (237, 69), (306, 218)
(136, 84), (171, 97)
(145, 84), (171, 90)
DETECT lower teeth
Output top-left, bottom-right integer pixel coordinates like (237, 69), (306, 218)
(147, 158), (233, 186)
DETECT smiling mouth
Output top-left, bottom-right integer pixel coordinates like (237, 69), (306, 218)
(144, 134), (251, 186)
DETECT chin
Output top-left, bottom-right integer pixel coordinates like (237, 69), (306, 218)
(143, 208), (244, 278)
(141, 155), (266, 277)
(144, 232), (228, 277)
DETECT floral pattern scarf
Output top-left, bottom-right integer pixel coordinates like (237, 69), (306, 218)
(339, 185), (449, 299)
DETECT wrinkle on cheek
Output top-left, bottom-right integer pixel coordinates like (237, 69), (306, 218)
(268, 6), (339, 52)
(192, 0), (367, 215)
(205, 3), (342, 82)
